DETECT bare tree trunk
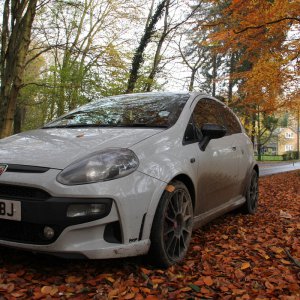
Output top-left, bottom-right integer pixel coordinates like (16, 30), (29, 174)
(145, 1), (202, 92)
(126, 0), (167, 94)
(189, 69), (197, 92)
(178, 35), (205, 93)
(145, 32), (167, 92)
(145, 0), (155, 29)
(250, 113), (255, 145)
(145, 0), (170, 92)
(0, 0), (38, 138)
(13, 105), (25, 134)
(228, 52), (235, 103)
(212, 53), (217, 97)
(257, 108), (262, 161)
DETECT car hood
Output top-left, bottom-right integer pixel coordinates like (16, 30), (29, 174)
(0, 128), (164, 169)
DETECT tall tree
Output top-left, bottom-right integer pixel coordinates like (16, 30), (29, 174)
(196, 0), (299, 156)
(144, 0), (170, 92)
(178, 34), (208, 92)
(204, 0), (299, 109)
(126, 0), (167, 93)
(13, 47), (45, 133)
(0, 0), (41, 138)
(181, 0), (227, 96)
(27, 0), (141, 123)
(144, 0), (202, 92)
(256, 111), (279, 161)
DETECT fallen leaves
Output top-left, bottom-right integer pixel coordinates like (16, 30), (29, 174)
(40, 285), (52, 294)
(0, 171), (299, 299)
(65, 275), (83, 284)
(240, 262), (251, 270)
(40, 285), (58, 295)
(123, 292), (135, 299)
(10, 291), (25, 298)
(0, 283), (15, 293)
(270, 246), (284, 254)
(280, 209), (293, 219)
(203, 276), (214, 286)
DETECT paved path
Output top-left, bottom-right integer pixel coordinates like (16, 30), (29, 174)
(258, 161), (300, 177)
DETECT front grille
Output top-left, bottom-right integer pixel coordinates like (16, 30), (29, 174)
(0, 184), (51, 200)
(0, 219), (63, 244)
(0, 184), (113, 245)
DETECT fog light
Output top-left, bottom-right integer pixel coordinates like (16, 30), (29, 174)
(44, 226), (55, 239)
(67, 204), (106, 218)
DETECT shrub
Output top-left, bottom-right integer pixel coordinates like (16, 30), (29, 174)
(283, 151), (298, 160)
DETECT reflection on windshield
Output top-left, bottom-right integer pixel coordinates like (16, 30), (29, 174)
(44, 93), (190, 128)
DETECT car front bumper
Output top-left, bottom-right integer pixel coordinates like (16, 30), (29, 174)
(0, 168), (165, 258)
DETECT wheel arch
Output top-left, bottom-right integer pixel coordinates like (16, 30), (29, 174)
(141, 173), (196, 241)
(243, 163), (259, 196)
(241, 163), (259, 214)
(147, 176), (195, 267)
(171, 174), (196, 209)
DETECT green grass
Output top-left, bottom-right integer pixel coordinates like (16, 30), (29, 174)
(255, 155), (283, 161)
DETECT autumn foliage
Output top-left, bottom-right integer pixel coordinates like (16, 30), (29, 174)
(204, 0), (300, 112)
(0, 171), (299, 299)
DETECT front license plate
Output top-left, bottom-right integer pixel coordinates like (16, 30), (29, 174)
(0, 199), (21, 221)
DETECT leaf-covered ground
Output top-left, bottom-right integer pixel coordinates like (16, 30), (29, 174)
(0, 171), (299, 300)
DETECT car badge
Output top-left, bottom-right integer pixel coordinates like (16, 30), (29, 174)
(0, 164), (8, 176)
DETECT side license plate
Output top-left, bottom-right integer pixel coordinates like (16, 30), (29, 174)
(0, 199), (21, 221)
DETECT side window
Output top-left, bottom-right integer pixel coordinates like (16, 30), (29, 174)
(184, 98), (241, 144)
(222, 107), (242, 135)
(193, 98), (223, 131)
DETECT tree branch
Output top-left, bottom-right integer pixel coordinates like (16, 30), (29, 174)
(233, 17), (300, 34)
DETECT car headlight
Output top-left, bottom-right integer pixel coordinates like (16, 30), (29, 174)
(57, 148), (139, 185)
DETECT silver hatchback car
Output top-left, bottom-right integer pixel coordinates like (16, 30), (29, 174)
(0, 92), (258, 267)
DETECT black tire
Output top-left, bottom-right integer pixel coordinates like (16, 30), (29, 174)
(242, 170), (259, 214)
(148, 180), (193, 268)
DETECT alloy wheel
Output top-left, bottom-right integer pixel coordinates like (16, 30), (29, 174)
(163, 189), (193, 261)
(249, 173), (258, 211)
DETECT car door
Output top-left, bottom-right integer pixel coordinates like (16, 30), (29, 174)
(221, 103), (248, 196)
(191, 98), (240, 215)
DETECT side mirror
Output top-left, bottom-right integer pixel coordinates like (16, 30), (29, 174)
(199, 123), (226, 151)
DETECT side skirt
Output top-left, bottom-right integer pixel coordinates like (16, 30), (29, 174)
(192, 196), (246, 229)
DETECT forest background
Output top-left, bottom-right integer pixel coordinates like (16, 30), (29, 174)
(0, 0), (299, 160)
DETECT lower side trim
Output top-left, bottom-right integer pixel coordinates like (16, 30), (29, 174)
(193, 196), (245, 229)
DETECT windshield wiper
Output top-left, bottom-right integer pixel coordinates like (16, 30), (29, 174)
(43, 124), (112, 129)
(43, 123), (169, 129)
(115, 123), (169, 128)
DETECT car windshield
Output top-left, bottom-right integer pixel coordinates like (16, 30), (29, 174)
(44, 93), (190, 129)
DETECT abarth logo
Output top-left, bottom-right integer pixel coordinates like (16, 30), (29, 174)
(0, 164), (8, 176)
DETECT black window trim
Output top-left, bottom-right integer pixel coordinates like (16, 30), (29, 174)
(183, 96), (243, 145)
(182, 117), (199, 145)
